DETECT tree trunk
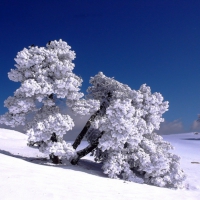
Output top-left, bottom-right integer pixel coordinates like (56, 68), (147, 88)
(49, 133), (62, 164)
(72, 109), (101, 150)
(71, 131), (104, 165)
(49, 153), (62, 164)
(47, 94), (62, 164)
(72, 92), (112, 150)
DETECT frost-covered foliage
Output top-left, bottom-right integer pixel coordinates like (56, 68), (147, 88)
(86, 72), (186, 188)
(0, 40), (99, 162)
(87, 72), (133, 102)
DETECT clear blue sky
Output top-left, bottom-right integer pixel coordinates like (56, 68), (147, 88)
(1, 0), (200, 133)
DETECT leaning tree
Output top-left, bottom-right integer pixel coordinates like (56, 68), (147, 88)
(0, 39), (99, 164)
(0, 40), (186, 188)
(69, 72), (133, 163)
(70, 72), (186, 188)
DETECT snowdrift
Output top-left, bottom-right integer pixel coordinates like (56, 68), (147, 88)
(0, 128), (199, 200)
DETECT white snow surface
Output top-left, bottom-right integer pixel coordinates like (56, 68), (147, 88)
(0, 128), (199, 200)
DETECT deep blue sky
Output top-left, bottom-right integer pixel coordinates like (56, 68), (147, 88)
(1, 0), (200, 133)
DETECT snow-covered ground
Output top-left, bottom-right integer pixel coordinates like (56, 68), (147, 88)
(0, 129), (199, 200)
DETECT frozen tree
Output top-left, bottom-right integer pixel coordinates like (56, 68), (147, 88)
(71, 72), (186, 188)
(70, 72), (132, 163)
(0, 39), (99, 164)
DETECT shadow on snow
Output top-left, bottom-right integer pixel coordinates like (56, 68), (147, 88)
(0, 148), (107, 178)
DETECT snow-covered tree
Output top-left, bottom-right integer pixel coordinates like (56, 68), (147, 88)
(72, 72), (186, 188)
(0, 39), (99, 163)
(70, 72), (131, 163)
(0, 41), (186, 188)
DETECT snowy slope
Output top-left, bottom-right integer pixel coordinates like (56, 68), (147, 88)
(0, 128), (200, 200)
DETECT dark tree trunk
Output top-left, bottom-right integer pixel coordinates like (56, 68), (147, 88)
(50, 132), (57, 142)
(47, 94), (62, 164)
(72, 92), (112, 150)
(49, 133), (62, 164)
(49, 93), (54, 100)
(72, 109), (101, 150)
(71, 131), (104, 165)
(49, 153), (62, 164)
